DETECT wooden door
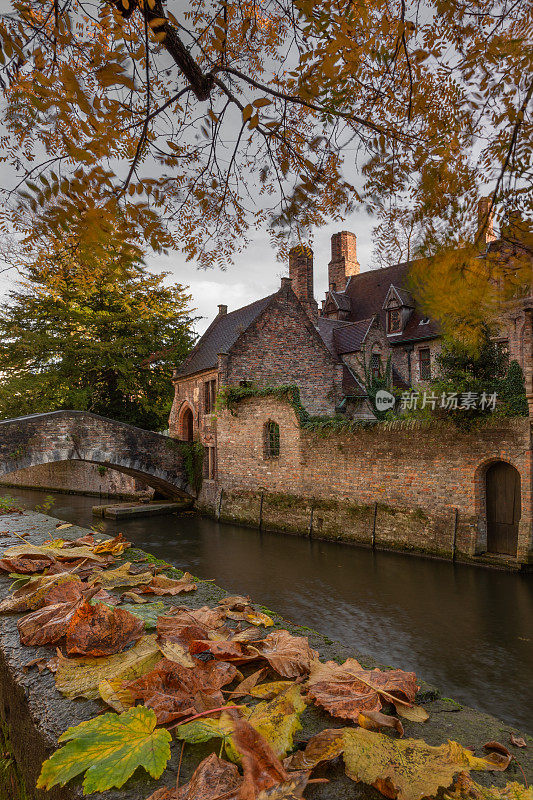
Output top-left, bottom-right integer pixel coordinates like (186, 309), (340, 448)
(486, 462), (520, 556)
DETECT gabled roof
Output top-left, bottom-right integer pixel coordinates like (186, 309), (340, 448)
(327, 290), (352, 312)
(176, 294), (275, 377)
(382, 284), (415, 309)
(315, 317), (354, 357)
(340, 260), (440, 343)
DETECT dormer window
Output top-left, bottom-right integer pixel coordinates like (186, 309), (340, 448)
(387, 308), (402, 333)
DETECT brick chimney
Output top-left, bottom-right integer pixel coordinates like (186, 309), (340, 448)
(288, 244), (318, 318)
(328, 231), (360, 292)
(477, 197), (497, 245)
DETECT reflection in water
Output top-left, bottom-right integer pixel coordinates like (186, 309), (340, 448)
(5, 487), (533, 732)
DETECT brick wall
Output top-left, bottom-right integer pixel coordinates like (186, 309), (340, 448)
(198, 396), (533, 563)
(225, 284), (341, 415)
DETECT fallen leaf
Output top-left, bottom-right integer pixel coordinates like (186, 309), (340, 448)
(343, 728), (511, 800)
(242, 683), (306, 758)
(93, 533), (131, 555)
(231, 713), (309, 799)
(124, 657), (239, 724)
(227, 609), (274, 627)
(136, 573), (197, 596)
(157, 640), (195, 667)
(285, 728), (345, 771)
(251, 681), (295, 700)
(230, 668), (269, 698)
(445, 773), (533, 799)
(0, 573), (82, 613)
(90, 561), (153, 589)
(484, 742), (512, 759)
(37, 706), (171, 794)
(0, 554), (56, 574)
(218, 595), (252, 611)
(122, 591), (148, 603)
(510, 734), (527, 748)
(250, 630), (318, 678)
(54, 634), (162, 699)
(189, 639), (258, 665)
(18, 597), (83, 647)
(3, 543), (106, 562)
(66, 600), (145, 657)
(56, 523), (73, 530)
(98, 678), (135, 714)
(145, 753), (242, 800)
(357, 710), (404, 736)
(22, 657), (49, 673)
(307, 658), (420, 722)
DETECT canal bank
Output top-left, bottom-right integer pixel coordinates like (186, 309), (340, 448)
(0, 508), (532, 800)
(2, 485), (533, 733)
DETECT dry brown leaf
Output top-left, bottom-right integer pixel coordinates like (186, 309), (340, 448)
(65, 600), (144, 657)
(189, 639), (259, 665)
(157, 640), (195, 668)
(122, 591), (148, 603)
(18, 598), (83, 646)
(284, 728), (345, 771)
(93, 533), (131, 555)
(510, 733), (527, 748)
(0, 573), (82, 613)
(124, 657), (239, 724)
(145, 753), (242, 800)
(0, 553), (56, 574)
(250, 631), (318, 678)
(230, 668), (269, 699)
(218, 595), (252, 611)
(136, 573), (197, 596)
(307, 658), (419, 721)
(90, 561), (153, 589)
(357, 710), (404, 736)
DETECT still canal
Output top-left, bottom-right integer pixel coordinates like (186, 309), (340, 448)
(3, 486), (532, 734)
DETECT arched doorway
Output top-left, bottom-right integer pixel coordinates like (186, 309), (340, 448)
(486, 461), (521, 556)
(181, 407), (194, 442)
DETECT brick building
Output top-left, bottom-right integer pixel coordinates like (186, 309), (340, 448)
(169, 211), (533, 453)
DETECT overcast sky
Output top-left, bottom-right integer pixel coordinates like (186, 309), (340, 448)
(0, 208), (377, 336)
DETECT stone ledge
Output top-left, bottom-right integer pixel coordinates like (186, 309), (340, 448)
(0, 510), (531, 800)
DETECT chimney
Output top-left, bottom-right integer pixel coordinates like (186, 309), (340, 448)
(288, 244), (318, 318)
(217, 304), (227, 315)
(477, 197), (496, 245)
(328, 231), (359, 292)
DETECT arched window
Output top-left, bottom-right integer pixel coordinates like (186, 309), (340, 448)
(179, 406), (194, 442)
(264, 421), (280, 459)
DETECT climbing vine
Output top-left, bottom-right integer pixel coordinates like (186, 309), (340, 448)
(178, 441), (205, 495)
(216, 385), (375, 436)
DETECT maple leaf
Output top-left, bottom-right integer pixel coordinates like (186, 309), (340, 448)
(0, 553), (56, 574)
(98, 678), (135, 714)
(145, 753), (242, 800)
(90, 561), (153, 589)
(54, 634), (162, 699)
(37, 706), (171, 794)
(342, 728), (511, 800)
(307, 658), (423, 722)
(249, 630), (318, 678)
(136, 572), (197, 596)
(65, 600), (145, 657)
(124, 657), (239, 724)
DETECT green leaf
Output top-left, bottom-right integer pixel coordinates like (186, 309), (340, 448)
(118, 601), (166, 628)
(37, 706), (171, 794)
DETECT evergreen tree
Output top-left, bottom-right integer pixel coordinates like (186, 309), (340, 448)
(0, 237), (196, 430)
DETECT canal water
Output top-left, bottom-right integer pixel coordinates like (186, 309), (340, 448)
(3, 486), (532, 734)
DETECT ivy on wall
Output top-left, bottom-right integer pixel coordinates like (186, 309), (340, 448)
(178, 440), (205, 495)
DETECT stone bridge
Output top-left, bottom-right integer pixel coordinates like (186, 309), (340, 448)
(0, 411), (192, 499)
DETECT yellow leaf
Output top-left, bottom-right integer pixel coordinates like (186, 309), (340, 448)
(243, 683), (306, 757)
(90, 562), (152, 589)
(55, 634), (162, 699)
(157, 640), (195, 667)
(343, 729), (511, 800)
(98, 678), (135, 713)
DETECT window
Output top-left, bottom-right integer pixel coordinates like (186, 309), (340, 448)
(371, 352), (382, 379)
(204, 379), (217, 414)
(264, 421), (280, 459)
(419, 316), (430, 325)
(419, 348), (431, 381)
(387, 308), (402, 333)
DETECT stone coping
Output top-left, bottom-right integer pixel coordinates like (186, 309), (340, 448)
(0, 510), (531, 800)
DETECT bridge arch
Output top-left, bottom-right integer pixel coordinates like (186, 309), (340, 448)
(0, 411), (192, 500)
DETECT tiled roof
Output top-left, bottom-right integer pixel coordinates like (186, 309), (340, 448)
(329, 290), (352, 312)
(341, 261), (440, 343)
(332, 318), (374, 353)
(176, 295), (274, 377)
(342, 365), (366, 397)
(315, 317), (354, 356)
